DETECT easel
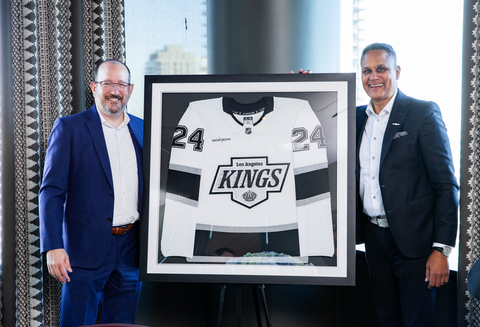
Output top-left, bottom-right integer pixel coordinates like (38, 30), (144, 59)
(217, 284), (272, 327)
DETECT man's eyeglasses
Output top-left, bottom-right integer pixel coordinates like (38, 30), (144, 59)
(95, 81), (130, 91)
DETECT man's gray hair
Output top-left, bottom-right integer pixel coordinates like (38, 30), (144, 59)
(361, 43), (397, 67)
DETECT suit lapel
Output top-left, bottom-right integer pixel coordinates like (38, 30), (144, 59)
(85, 105), (114, 189)
(380, 90), (410, 166)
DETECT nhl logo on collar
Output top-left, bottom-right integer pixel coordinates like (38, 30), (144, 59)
(244, 116), (253, 135)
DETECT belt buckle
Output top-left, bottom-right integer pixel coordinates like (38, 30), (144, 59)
(375, 216), (389, 228)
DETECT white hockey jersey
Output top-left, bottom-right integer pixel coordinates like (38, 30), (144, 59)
(161, 96), (334, 258)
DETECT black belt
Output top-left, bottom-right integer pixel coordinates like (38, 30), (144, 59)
(112, 221), (138, 235)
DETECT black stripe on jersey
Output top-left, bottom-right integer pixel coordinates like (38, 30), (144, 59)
(166, 169), (201, 201)
(294, 167), (330, 200)
(193, 229), (300, 257)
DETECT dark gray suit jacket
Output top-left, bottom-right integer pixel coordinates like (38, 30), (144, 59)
(356, 89), (458, 258)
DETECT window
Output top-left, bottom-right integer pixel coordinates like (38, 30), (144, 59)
(125, 0), (464, 269)
(124, 0), (207, 119)
(344, 0), (464, 269)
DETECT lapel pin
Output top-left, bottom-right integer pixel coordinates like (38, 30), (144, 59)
(392, 123), (400, 126)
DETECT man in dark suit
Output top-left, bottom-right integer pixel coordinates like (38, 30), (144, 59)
(356, 43), (458, 326)
(39, 59), (143, 326)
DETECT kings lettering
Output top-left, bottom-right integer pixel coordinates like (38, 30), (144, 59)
(210, 157), (290, 208)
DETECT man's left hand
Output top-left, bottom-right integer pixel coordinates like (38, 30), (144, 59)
(425, 250), (449, 289)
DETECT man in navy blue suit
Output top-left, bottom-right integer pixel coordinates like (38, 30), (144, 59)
(356, 43), (458, 326)
(40, 59), (143, 326)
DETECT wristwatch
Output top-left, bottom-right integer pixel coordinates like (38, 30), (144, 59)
(433, 246), (452, 257)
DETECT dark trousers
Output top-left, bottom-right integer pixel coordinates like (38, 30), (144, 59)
(364, 222), (436, 327)
(60, 224), (142, 327)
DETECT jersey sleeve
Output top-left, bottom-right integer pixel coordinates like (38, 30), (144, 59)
(161, 103), (205, 258)
(292, 102), (334, 257)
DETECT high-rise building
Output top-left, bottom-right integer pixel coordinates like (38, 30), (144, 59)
(145, 45), (207, 75)
(353, 0), (368, 105)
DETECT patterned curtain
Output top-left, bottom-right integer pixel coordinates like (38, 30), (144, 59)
(4, 0), (125, 326)
(460, 1), (480, 326)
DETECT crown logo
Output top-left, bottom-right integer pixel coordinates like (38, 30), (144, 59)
(242, 190), (257, 202)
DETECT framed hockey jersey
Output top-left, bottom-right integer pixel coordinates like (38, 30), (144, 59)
(140, 73), (356, 285)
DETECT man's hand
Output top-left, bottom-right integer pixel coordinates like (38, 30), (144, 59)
(425, 250), (449, 289)
(46, 248), (72, 284)
(290, 69), (312, 74)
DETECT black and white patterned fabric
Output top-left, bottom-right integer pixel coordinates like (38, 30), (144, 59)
(7, 0), (126, 326)
(11, 1), (46, 325)
(84, 0), (126, 109)
(38, 1), (74, 325)
(462, 1), (480, 326)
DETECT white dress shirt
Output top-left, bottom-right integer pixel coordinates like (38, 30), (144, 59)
(359, 90), (397, 217)
(98, 109), (139, 227)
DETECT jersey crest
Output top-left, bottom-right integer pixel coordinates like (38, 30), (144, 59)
(210, 156), (290, 209)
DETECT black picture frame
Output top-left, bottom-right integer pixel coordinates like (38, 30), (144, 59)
(140, 73), (356, 285)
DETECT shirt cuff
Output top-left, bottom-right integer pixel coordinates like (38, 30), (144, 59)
(432, 242), (451, 249)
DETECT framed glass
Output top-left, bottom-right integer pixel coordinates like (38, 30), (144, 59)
(140, 73), (356, 285)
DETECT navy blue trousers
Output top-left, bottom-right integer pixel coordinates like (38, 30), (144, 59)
(364, 222), (436, 327)
(60, 224), (142, 327)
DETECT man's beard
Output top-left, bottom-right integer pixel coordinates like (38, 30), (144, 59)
(99, 94), (127, 116)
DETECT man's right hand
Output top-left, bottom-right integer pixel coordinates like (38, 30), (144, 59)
(289, 69), (312, 74)
(46, 248), (72, 284)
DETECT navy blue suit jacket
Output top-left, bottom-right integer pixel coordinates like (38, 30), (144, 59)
(356, 89), (458, 258)
(39, 105), (143, 269)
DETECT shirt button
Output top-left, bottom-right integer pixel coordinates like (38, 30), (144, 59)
(372, 176), (376, 180)
(373, 196), (376, 199)
(372, 156), (375, 160)
(373, 137), (377, 140)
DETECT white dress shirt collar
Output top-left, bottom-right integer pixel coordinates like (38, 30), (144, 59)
(96, 108), (130, 129)
(365, 88), (398, 118)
